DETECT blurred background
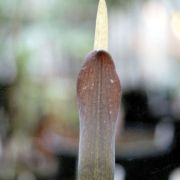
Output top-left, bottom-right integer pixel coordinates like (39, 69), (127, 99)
(0, 0), (180, 179)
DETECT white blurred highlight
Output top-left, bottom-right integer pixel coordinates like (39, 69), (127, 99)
(138, 1), (170, 88)
(114, 164), (126, 180)
(154, 120), (174, 150)
(171, 12), (180, 40)
(169, 168), (180, 180)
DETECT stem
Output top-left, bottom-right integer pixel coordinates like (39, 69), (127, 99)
(77, 51), (121, 180)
